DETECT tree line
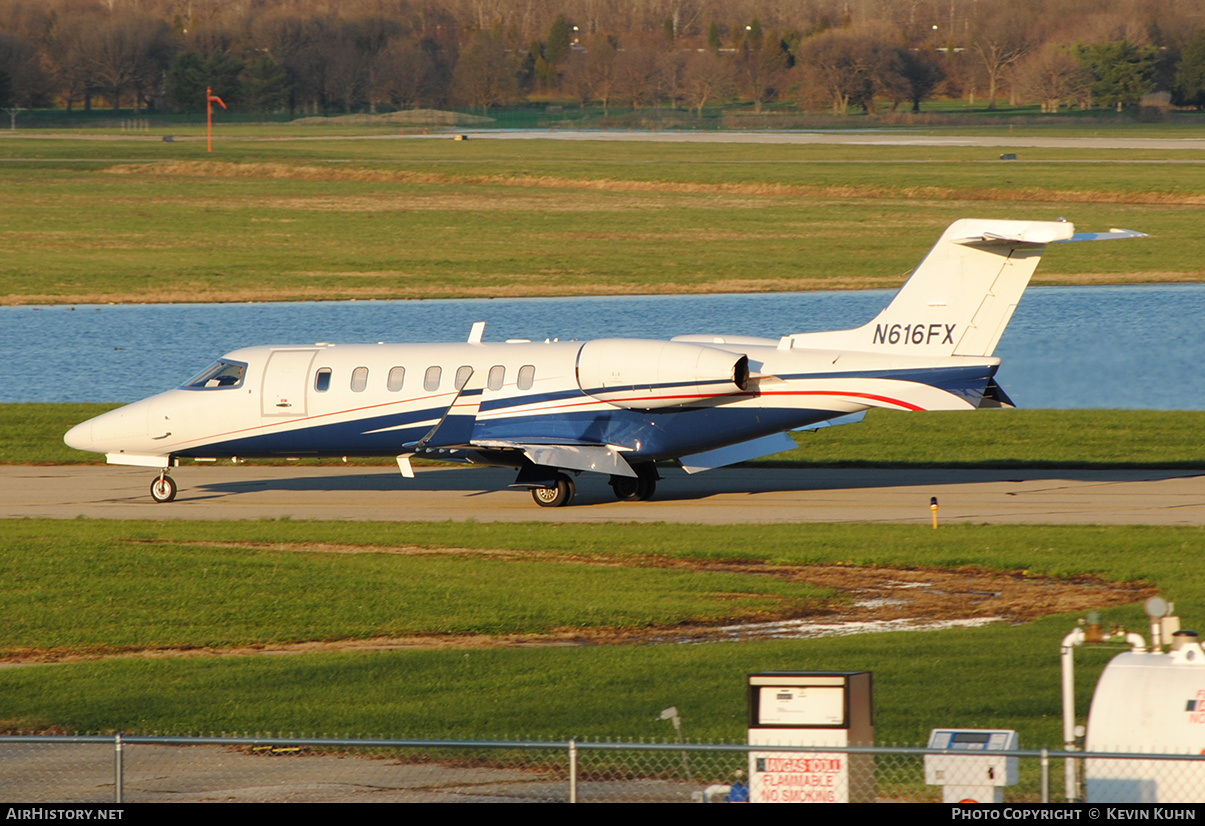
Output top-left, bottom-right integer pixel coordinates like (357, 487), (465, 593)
(3, 0), (1205, 118)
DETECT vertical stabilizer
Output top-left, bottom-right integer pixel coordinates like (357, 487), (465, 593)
(786, 219), (1077, 358)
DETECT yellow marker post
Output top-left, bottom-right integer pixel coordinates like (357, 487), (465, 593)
(930, 496), (939, 529)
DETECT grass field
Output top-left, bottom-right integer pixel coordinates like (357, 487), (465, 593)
(0, 518), (1196, 745)
(1, 132), (1197, 304)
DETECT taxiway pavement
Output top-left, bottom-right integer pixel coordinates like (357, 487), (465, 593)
(3, 464), (1204, 525)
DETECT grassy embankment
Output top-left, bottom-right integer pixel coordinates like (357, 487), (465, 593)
(0, 134), (1196, 305)
(1, 517), (1200, 747)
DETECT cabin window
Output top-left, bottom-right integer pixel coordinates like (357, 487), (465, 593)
(314, 368), (332, 392)
(183, 360), (246, 390)
(517, 364), (536, 391)
(350, 366), (369, 392)
(488, 365), (505, 391)
(424, 366), (442, 392)
(387, 367), (406, 392)
(455, 365), (473, 390)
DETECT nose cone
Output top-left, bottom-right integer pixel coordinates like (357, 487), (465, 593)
(63, 401), (151, 455)
(64, 419), (96, 452)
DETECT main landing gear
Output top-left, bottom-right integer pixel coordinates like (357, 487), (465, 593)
(609, 463), (658, 502)
(150, 472), (177, 503)
(516, 462), (663, 508)
(531, 472), (576, 507)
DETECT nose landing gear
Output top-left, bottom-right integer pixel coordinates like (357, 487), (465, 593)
(150, 472), (177, 503)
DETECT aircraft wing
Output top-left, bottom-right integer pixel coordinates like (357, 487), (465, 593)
(471, 440), (637, 477)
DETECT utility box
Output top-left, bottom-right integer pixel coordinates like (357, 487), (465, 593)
(747, 671), (874, 803)
(924, 729), (1019, 803)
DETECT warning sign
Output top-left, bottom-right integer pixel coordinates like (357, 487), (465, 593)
(750, 752), (848, 803)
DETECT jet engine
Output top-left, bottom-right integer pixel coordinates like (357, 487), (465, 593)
(576, 339), (749, 409)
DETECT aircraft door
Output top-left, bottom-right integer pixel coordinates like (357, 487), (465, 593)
(261, 349), (317, 417)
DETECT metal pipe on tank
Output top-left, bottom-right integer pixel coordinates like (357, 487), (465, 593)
(1061, 628), (1085, 801)
(1061, 624), (1147, 801)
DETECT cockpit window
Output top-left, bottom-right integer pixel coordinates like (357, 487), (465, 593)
(183, 360), (246, 390)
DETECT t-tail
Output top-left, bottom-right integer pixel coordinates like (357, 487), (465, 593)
(786, 219), (1145, 358)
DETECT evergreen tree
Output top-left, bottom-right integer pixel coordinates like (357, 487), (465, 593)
(545, 15), (571, 65)
(1173, 30), (1205, 108)
(204, 50), (244, 108)
(1075, 40), (1156, 110)
(243, 55), (289, 118)
(166, 52), (206, 112)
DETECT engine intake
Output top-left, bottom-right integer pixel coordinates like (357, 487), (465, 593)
(576, 339), (749, 410)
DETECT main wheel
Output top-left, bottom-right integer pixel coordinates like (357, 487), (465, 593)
(150, 475), (177, 503)
(632, 463), (658, 501)
(531, 473), (575, 507)
(634, 475), (656, 501)
(610, 476), (641, 501)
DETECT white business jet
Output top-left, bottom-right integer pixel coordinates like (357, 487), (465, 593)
(64, 219), (1142, 507)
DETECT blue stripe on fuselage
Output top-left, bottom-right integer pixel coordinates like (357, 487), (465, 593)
(177, 363), (995, 460)
(177, 405), (445, 458)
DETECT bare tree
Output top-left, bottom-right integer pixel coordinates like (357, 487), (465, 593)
(612, 33), (664, 107)
(680, 47), (734, 115)
(796, 25), (902, 115)
(738, 26), (791, 112)
(565, 33), (618, 114)
(896, 45), (945, 112)
(1014, 42), (1088, 111)
(375, 37), (433, 108)
(796, 28), (862, 114)
(47, 15), (97, 111)
(83, 16), (173, 112)
(0, 31), (50, 124)
(969, 5), (1033, 109)
(451, 28), (521, 108)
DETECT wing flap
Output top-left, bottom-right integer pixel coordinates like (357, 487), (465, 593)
(474, 440), (637, 477)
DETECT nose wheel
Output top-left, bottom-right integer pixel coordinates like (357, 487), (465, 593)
(150, 473), (177, 503)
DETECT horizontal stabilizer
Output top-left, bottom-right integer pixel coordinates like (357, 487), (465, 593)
(1057, 228), (1147, 243)
(958, 224), (1074, 246)
(680, 431), (797, 474)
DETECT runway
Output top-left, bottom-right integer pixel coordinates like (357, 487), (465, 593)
(3, 464), (1204, 525)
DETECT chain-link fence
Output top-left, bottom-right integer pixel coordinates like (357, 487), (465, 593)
(3, 735), (1205, 803)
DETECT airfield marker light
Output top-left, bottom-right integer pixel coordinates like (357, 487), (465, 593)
(206, 87), (227, 153)
(930, 496), (939, 529)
